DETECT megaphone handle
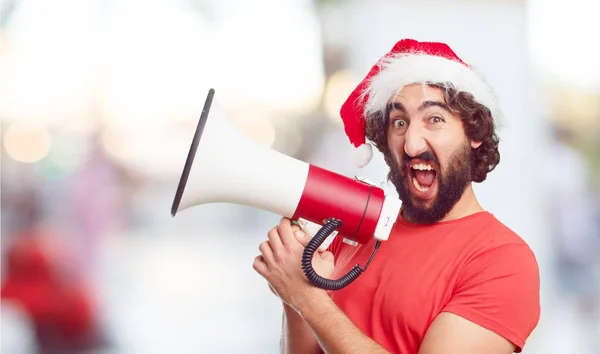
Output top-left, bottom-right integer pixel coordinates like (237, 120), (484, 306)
(301, 219), (381, 291)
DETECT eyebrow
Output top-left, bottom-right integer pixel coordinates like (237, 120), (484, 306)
(387, 102), (406, 113)
(386, 100), (451, 114)
(420, 100), (451, 112)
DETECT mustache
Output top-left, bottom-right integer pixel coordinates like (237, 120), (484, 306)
(402, 151), (439, 168)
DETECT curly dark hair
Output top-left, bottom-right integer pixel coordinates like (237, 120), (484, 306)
(365, 83), (500, 183)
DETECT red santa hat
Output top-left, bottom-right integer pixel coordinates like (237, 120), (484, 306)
(340, 38), (501, 167)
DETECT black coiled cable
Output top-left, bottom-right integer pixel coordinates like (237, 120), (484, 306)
(301, 218), (381, 291)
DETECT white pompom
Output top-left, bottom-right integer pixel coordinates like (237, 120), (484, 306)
(352, 143), (373, 168)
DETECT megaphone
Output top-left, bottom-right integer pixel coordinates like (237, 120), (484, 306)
(171, 89), (402, 290)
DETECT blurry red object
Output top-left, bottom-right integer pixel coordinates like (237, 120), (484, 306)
(1, 229), (98, 349)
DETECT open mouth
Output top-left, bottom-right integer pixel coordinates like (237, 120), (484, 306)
(408, 162), (437, 197)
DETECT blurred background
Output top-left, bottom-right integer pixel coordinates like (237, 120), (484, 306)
(1, 0), (599, 353)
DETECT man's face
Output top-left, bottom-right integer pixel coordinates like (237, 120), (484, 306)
(385, 84), (479, 224)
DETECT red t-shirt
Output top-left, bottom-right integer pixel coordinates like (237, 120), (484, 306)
(327, 211), (540, 353)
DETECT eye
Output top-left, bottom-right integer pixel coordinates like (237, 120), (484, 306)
(391, 118), (408, 129)
(428, 116), (444, 124)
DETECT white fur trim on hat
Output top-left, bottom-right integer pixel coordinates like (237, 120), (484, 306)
(362, 53), (502, 125)
(351, 143), (373, 168)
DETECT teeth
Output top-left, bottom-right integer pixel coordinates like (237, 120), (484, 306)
(411, 163), (433, 171)
(412, 177), (429, 193)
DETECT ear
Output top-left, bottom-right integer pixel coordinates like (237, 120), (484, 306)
(471, 140), (482, 149)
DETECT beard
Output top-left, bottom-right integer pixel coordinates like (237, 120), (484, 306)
(388, 141), (473, 224)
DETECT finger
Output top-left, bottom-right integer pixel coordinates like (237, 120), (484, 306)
(278, 217), (298, 246)
(294, 228), (311, 248)
(291, 223), (307, 245)
(290, 223), (301, 233)
(253, 255), (268, 275)
(267, 225), (284, 251)
(291, 220), (316, 248)
(259, 240), (275, 264)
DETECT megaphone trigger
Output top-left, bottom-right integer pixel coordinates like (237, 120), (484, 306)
(301, 219), (382, 291)
(294, 218), (338, 251)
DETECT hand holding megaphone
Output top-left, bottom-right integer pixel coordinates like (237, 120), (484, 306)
(171, 89), (402, 291)
(265, 218), (335, 298)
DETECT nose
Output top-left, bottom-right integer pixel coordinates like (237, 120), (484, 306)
(403, 123), (428, 157)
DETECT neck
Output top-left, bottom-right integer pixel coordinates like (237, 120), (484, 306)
(439, 183), (483, 222)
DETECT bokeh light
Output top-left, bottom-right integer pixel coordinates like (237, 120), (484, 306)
(3, 122), (53, 163)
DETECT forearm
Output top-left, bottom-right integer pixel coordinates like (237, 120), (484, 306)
(282, 303), (323, 354)
(296, 291), (389, 354)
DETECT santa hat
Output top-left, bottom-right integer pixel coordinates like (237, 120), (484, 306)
(340, 38), (501, 167)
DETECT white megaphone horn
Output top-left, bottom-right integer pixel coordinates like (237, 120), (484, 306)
(171, 89), (402, 290)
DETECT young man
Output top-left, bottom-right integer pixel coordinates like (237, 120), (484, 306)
(252, 39), (541, 353)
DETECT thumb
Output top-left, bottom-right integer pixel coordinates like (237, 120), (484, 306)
(319, 250), (334, 262)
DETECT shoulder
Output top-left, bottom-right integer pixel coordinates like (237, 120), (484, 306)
(443, 213), (541, 352)
(462, 212), (537, 262)
(453, 212), (540, 289)
(459, 213), (540, 288)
